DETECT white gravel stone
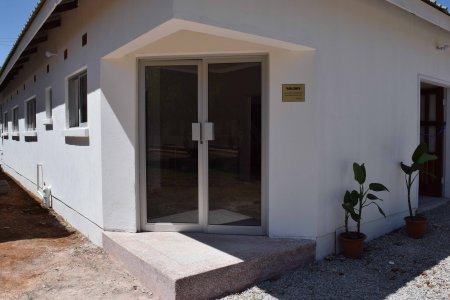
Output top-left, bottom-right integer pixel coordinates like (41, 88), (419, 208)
(222, 202), (450, 300)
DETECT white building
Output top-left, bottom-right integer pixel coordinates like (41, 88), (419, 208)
(1, 0), (450, 263)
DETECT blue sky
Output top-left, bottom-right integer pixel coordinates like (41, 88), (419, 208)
(2, 0), (450, 67)
(0, 0), (39, 66)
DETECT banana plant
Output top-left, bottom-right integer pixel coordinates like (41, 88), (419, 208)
(400, 143), (437, 218)
(342, 163), (389, 235)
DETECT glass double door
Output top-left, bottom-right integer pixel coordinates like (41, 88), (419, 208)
(141, 58), (263, 234)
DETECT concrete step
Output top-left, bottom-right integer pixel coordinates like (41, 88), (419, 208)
(103, 232), (315, 300)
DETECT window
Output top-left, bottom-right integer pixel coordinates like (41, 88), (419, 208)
(3, 111), (8, 133)
(25, 98), (36, 131)
(68, 71), (87, 128)
(12, 107), (19, 133)
(45, 87), (52, 119)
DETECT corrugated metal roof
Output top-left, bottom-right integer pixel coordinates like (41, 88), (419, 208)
(422, 0), (450, 16)
(1, 0), (450, 91)
(0, 0), (46, 80)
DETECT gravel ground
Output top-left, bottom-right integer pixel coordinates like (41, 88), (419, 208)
(222, 202), (450, 300)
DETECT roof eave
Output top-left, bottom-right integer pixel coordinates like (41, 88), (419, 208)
(0, 0), (62, 88)
(386, 0), (450, 32)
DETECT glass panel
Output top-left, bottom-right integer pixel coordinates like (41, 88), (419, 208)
(68, 78), (79, 127)
(3, 112), (7, 131)
(429, 95), (436, 121)
(46, 88), (52, 119)
(26, 100), (36, 130)
(208, 62), (262, 226)
(31, 100), (36, 130)
(420, 95), (425, 121)
(79, 73), (88, 124)
(145, 65), (199, 223)
(13, 109), (18, 132)
(429, 126), (436, 153)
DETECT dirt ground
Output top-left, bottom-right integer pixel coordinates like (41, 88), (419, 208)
(0, 170), (154, 300)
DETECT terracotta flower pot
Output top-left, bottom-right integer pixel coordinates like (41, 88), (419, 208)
(404, 216), (427, 239)
(339, 232), (366, 258)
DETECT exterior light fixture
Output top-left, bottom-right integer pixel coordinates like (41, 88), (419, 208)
(45, 50), (57, 58)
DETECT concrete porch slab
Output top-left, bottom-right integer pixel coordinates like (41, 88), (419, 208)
(419, 196), (450, 212)
(103, 232), (315, 300)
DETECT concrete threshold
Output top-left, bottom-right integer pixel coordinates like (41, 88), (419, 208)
(418, 196), (450, 213)
(103, 232), (315, 300)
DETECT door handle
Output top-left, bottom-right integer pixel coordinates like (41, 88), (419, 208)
(192, 123), (201, 141)
(203, 122), (214, 141)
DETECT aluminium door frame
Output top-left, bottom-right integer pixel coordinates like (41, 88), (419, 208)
(138, 59), (204, 232)
(138, 55), (268, 235)
(202, 56), (267, 235)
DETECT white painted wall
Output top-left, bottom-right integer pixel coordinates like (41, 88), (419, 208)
(166, 0), (450, 258)
(2, 0), (450, 258)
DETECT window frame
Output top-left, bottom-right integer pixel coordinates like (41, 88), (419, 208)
(24, 96), (37, 132)
(67, 70), (88, 128)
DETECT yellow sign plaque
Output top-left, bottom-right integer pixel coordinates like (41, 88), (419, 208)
(282, 84), (305, 102)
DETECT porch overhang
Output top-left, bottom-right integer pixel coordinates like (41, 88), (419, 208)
(103, 18), (314, 59)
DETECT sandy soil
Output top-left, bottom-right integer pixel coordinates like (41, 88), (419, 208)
(0, 170), (154, 300)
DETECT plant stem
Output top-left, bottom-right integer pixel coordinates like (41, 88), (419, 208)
(344, 212), (348, 234)
(407, 173), (413, 217)
(357, 184), (363, 234)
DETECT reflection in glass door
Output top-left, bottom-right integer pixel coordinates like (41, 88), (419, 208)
(144, 63), (199, 225)
(207, 62), (262, 228)
(141, 58), (264, 234)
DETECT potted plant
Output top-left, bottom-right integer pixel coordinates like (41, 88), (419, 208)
(400, 142), (437, 239)
(340, 162), (389, 258)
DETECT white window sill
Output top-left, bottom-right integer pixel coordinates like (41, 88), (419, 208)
(1, 132), (8, 137)
(11, 132), (19, 137)
(63, 127), (89, 137)
(43, 118), (53, 125)
(23, 130), (37, 137)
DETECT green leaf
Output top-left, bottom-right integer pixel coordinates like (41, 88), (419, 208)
(349, 190), (360, 206)
(416, 153), (438, 165)
(367, 193), (382, 201)
(350, 211), (360, 222)
(373, 202), (386, 218)
(343, 190), (351, 203)
(412, 143), (428, 163)
(400, 162), (412, 175)
(411, 163), (420, 173)
(369, 183), (389, 192)
(353, 162), (366, 185)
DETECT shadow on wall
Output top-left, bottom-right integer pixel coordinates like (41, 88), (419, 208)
(24, 136), (38, 143)
(0, 170), (73, 244)
(65, 136), (90, 146)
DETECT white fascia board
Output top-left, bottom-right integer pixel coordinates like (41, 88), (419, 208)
(0, 0), (62, 85)
(386, 0), (450, 32)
